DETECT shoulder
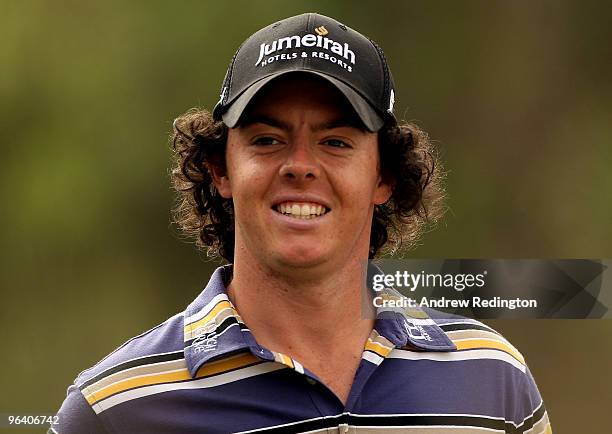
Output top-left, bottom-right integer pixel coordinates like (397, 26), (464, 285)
(427, 311), (528, 370)
(51, 312), (186, 433)
(74, 311), (186, 389)
(404, 311), (551, 431)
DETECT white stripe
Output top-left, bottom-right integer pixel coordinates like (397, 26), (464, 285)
(184, 306), (239, 341)
(437, 320), (497, 333)
(93, 362), (285, 414)
(445, 329), (508, 343)
(349, 404), (545, 430)
(452, 336), (517, 348)
(236, 414), (343, 434)
(362, 351), (385, 366)
(389, 348), (526, 373)
(375, 312), (437, 326)
(350, 412), (505, 419)
(523, 412), (549, 434)
(350, 412), (512, 430)
(236, 412), (513, 433)
(293, 360), (305, 374)
(516, 400), (544, 428)
(350, 413), (506, 431)
(352, 426), (503, 432)
(184, 293), (229, 326)
(403, 317), (437, 326)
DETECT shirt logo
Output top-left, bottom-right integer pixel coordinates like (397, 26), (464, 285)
(404, 319), (432, 341)
(192, 322), (218, 353)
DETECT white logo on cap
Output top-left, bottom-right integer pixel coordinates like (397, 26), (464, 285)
(217, 87), (227, 106)
(388, 89), (395, 114)
(254, 32), (356, 68)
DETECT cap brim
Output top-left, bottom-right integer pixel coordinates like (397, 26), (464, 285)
(220, 70), (385, 132)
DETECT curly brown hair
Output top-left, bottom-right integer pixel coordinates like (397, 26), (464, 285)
(170, 109), (446, 262)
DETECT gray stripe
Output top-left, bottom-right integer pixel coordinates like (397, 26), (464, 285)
(527, 411), (550, 434)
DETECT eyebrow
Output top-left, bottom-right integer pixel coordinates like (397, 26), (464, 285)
(239, 114), (366, 132)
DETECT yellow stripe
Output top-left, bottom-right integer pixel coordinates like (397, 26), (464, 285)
(86, 370), (190, 405)
(194, 352), (260, 377)
(86, 352), (260, 405)
(453, 338), (525, 364)
(365, 339), (393, 357)
(275, 352), (294, 369)
(183, 300), (233, 337)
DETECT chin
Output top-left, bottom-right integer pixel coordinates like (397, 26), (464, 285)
(272, 246), (329, 269)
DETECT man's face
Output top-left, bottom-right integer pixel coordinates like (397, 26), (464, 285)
(214, 75), (392, 271)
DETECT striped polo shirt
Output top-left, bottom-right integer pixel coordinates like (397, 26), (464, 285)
(51, 265), (551, 433)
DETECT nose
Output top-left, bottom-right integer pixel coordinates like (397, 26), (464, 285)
(278, 139), (320, 182)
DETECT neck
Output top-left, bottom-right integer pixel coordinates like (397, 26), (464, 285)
(227, 246), (375, 360)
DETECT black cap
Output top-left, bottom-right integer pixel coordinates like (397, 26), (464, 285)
(212, 13), (397, 132)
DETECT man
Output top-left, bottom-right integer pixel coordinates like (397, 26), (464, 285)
(51, 13), (551, 433)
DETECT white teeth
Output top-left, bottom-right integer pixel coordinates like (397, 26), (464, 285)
(275, 201), (328, 218)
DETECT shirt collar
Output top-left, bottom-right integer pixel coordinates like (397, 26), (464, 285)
(183, 265), (253, 377)
(372, 289), (456, 351)
(183, 264), (455, 377)
(367, 261), (456, 351)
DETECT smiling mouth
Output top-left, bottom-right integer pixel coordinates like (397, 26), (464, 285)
(273, 202), (330, 219)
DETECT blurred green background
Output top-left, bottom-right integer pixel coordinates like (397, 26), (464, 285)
(1, 1), (610, 432)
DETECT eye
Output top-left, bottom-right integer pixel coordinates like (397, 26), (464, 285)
(322, 138), (350, 148)
(252, 136), (282, 146)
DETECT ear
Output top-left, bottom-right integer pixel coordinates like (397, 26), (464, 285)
(373, 175), (394, 205)
(208, 162), (232, 199)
